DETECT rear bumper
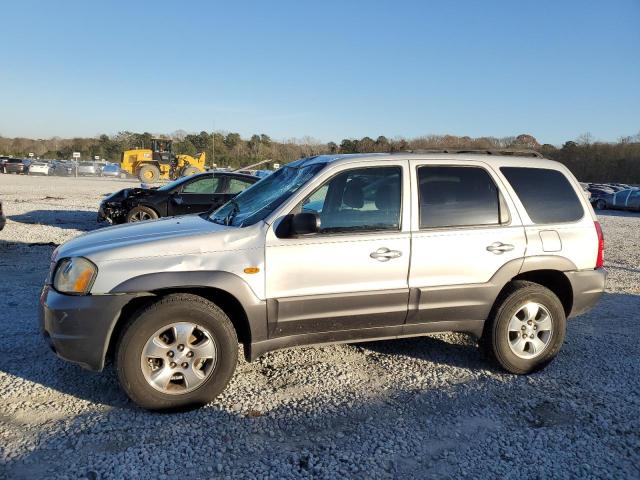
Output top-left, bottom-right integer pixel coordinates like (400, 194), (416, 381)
(566, 268), (606, 317)
(39, 285), (143, 371)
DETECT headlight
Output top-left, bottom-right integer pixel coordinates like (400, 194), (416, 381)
(53, 257), (97, 295)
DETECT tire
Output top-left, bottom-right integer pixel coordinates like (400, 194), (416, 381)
(182, 166), (199, 177)
(115, 293), (238, 411)
(480, 280), (566, 374)
(126, 205), (159, 223)
(595, 199), (606, 210)
(138, 164), (161, 182)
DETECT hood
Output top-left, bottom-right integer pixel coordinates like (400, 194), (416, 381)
(103, 186), (159, 203)
(55, 214), (256, 263)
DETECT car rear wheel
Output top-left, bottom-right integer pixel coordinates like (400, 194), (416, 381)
(595, 199), (606, 210)
(481, 280), (566, 374)
(138, 164), (161, 182)
(115, 294), (238, 411)
(126, 206), (158, 223)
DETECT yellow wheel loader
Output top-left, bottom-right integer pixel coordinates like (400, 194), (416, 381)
(121, 138), (206, 182)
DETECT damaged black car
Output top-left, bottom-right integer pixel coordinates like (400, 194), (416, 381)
(98, 171), (259, 224)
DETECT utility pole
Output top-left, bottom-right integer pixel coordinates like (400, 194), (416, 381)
(211, 121), (215, 169)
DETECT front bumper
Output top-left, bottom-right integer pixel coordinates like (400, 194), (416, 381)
(39, 285), (143, 371)
(97, 203), (127, 224)
(566, 268), (607, 317)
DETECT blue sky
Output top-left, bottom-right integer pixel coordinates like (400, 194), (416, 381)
(1, 0), (638, 145)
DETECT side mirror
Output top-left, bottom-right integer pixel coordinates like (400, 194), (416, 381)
(170, 192), (183, 205)
(275, 212), (321, 238)
(292, 212), (321, 235)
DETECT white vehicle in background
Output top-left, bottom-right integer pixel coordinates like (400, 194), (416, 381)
(27, 161), (52, 175)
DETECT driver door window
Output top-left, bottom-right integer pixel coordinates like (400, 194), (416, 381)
(170, 175), (221, 216)
(300, 167), (402, 233)
(182, 176), (220, 194)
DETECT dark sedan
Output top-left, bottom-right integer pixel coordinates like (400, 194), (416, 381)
(98, 171), (259, 223)
(51, 161), (76, 176)
(592, 188), (640, 211)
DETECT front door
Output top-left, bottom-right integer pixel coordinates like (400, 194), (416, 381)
(169, 174), (222, 216)
(408, 162), (527, 325)
(265, 163), (411, 337)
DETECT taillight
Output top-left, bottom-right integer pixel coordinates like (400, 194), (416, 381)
(594, 221), (604, 269)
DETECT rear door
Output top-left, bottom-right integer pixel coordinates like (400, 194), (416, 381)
(408, 160), (527, 326)
(216, 175), (257, 209)
(629, 190), (640, 211)
(613, 190), (632, 209)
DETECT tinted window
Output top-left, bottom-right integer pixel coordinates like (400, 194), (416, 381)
(300, 167), (402, 233)
(501, 167), (584, 224)
(226, 177), (255, 194)
(182, 176), (220, 194)
(418, 166), (502, 228)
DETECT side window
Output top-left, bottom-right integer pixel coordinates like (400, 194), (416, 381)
(182, 176), (219, 194)
(301, 184), (329, 214)
(226, 177), (255, 194)
(299, 166), (402, 233)
(418, 166), (505, 228)
(500, 167), (584, 224)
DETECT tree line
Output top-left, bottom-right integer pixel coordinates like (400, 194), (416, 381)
(1, 131), (639, 183)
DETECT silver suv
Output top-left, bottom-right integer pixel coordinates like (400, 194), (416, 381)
(40, 152), (606, 410)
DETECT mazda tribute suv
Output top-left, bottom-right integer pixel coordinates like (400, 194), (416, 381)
(40, 152), (606, 410)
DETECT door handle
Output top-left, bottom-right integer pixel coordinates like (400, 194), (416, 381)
(370, 247), (402, 262)
(486, 242), (515, 254)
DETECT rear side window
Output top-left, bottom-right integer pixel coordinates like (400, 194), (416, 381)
(501, 167), (584, 224)
(418, 166), (506, 228)
(226, 177), (255, 194)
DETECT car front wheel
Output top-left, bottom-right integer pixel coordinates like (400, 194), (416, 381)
(115, 294), (238, 411)
(481, 280), (566, 374)
(126, 205), (159, 223)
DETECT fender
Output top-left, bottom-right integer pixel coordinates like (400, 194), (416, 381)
(520, 255), (577, 273)
(110, 271), (268, 344)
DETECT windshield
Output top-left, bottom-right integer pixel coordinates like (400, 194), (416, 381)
(209, 163), (325, 227)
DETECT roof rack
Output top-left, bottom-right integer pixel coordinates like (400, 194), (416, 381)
(397, 149), (544, 158)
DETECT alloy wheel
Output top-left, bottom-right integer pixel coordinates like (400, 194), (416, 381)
(507, 302), (553, 359)
(140, 322), (217, 395)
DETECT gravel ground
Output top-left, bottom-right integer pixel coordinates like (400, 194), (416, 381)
(1, 174), (639, 479)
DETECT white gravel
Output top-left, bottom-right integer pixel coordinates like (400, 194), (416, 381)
(1, 174), (639, 479)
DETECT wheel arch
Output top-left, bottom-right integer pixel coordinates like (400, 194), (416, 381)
(489, 260), (574, 320)
(128, 202), (162, 217)
(105, 271), (267, 364)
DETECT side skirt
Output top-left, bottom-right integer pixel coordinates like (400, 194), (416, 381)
(246, 319), (484, 361)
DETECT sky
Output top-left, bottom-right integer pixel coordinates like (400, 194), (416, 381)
(0, 0), (638, 145)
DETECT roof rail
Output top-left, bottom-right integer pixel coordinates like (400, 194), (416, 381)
(397, 149), (544, 158)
